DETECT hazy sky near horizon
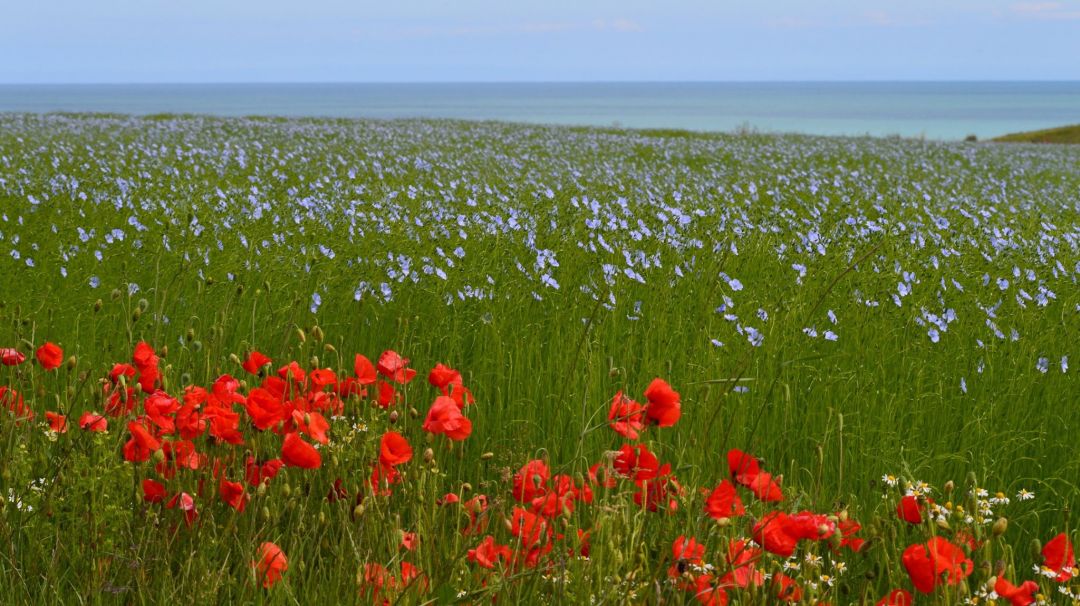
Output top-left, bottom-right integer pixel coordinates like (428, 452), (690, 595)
(3, 1), (1079, 83)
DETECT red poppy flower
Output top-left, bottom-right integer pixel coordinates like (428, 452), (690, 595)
(123, 420), (162, 462)
(836, 517), (866, 552)
(143, 478), (167, 503)
(693, 574), (730, 606)
(995, 576), (1039, 606)
(1, 386), (32, 420)
(281, 432), (322, 469)
(253, 542), (288, 588)
(379, 431), (413, 468)
(643, 378), (681, 426)
(166, 492), (198, 527)
(78, 411), (108, 432)
(669, 535), (706, 578)
(245, 457), (284, 487)
(309, 368), (337, 389)
(876, 589), (913, 606)
(608, 391), (646, 439)
(902, 536), (973, 593)
(721, 539), (764, 589)
(421, 395), (472, 440)
(704, 480), (745, 519)
(511, 506), (550, 548)
(896, 495), (925, 524)
(771, 574), (803, 602)
(45, 411), (68, 433)
(1042, 533), (1076, 582)
(512, 459), (550, 503)
(143, 390), (181, 434)
(244, 387), (286, 430)
(468, 535), (512, 569)
(376, 380), (398, 408)
(750, 512), (799, 557)
(727, 449), (761, 478)
(376, 350), (417, 384)
(613, 443), (661, 482)
(354, 354), (377, 384)
(400, 531), (418, 551)
(132, 342), (160, 393)
(428, 363), (462, 389)
(1, 348), (26, 366)
(242, 351), (271, 374)
(36, 342), (63, 371)
(219, 477), (248, 512)
(292, 410), (330, 444)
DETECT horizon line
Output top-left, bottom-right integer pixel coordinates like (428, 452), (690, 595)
(2, 79), (1080, 86)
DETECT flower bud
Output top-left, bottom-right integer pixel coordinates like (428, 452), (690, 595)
(295, 328), (306, 343)
(388, 411), (399, 424)
(480, 452), (494, 460)
(992, 517), (1008, 537)
(944, 480), (955, 494)
(311, 325), (324, 342)
(94, 299), (103, 313)
(423, 448), (434, 464)
(66, 356), (77, 371)
(152, 449), (166, 464)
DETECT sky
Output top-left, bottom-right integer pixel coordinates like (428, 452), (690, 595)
(3, 0), (1079, 83)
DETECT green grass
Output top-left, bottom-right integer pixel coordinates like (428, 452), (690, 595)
(993, 123), (1080, 144)
(0, 113), (1077, 604)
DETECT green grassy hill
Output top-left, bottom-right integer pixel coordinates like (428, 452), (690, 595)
(993, 123), (1080, 143)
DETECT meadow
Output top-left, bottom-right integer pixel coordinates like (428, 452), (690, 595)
(0, 112), (1077, 604)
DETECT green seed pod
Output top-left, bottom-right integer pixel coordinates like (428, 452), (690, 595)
(1030, 538), (1043, 561)
(137, 298), (149, 312)
(185, 328), (195, 342)
(311, 325), (324, 342)
(191, 340), (202, 352)
(282, 483), (292, 498)
(132, 308), (141, 322)
(295, 328), (306, 343)
(66, 356), (77, 371)
(179, 372), (192, 386)
(205, 277), (215, 286)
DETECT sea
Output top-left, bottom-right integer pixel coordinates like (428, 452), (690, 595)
(1, 82), (1078, 141)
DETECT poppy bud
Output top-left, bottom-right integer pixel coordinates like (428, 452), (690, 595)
(388, 411), (399, 424)
(66, 386), (75, 399)
(111, 288), (122, 301)
(936, 518), (950, 531)
(132, 308), (141, 322)
(837, 510), (848, 522)
(295, 328), (306, 343)
(311, 326), (324, 342)
(966, 471), (978, 488)
(303, 413), (312, 427)
(137, 298), (149, 312)
(256, 483), (267, 497)
(282, 483), (292, 498)
(94, 299), (103, 313)
(409, 407), (419, 418)
(353, 504), (365, 518)
(423, 448), (434, 464)
(713, 517), (732, 528)
(152, 449), (166, 464)
(992, 517), (1008, 537)
(323, 344), (336, 354)
(318, 511), (327, 525)
(461, 483), (472, 492)
(944, 480), (955, 494)
(186, 328), (195, 342)
(480, 452), (494, 460)
(263, 280), (271, 293)
(262, 506), (271, 521)
(1030, 538), (1042, 560)
(180, 372), (191, 386)
(309, 356), (318, 368)
(205, 277), (214, 286)
(236, 284), (244, 295)
(229, 353), (241, 365)
(192, 340), (203, 352)
(828, 531), (843, 551)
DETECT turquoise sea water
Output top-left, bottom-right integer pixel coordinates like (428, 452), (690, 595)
(1, 82), (1078, 140)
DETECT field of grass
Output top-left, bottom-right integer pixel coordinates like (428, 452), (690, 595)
(0, 113), (1078, 604)
(993, 124), (1080, 144)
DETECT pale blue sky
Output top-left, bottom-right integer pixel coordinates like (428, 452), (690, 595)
(3, 1), (1079, 83)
